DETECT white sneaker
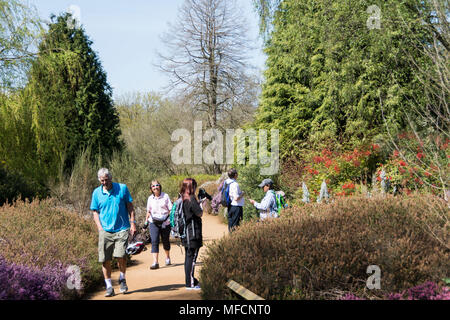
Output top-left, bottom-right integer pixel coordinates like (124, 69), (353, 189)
(119, 278), (128, 294)
(165, 258), (171, 266)
(186, 285), (201, 290)
(105, 287), (115, 297)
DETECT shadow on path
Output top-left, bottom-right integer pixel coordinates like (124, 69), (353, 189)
(128, 283), (185, 294)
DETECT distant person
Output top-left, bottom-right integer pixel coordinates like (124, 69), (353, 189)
(211, 176), (225, 214)
(90, 168), (136, 297)
(145, 180), (172, 270)
(180, 178), (204, 290)
(248, 178), (278, 221)
(225, 168), (244, 232)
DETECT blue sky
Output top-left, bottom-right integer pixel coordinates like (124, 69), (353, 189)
(29, 0), (266, 98)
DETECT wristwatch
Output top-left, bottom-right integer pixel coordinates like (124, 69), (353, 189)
(130, 220), (137, 224)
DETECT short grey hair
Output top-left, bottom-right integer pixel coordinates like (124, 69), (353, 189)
(97, 168), (112, 180)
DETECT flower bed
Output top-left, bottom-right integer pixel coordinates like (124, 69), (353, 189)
(0, 199), (102, 299)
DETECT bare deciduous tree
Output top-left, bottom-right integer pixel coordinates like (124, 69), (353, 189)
(157, 0), (256, 130)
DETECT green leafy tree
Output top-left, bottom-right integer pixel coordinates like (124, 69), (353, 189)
(0, 0), (42, 89)
(252, 0), (281, 39)
(0, 87), (54, 189)
(115, 91), (196, 176)
(0, 0), (45, 188)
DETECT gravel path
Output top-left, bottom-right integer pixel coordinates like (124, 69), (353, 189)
(87, 211), (228, 300)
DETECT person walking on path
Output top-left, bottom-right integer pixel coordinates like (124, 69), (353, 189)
(145, 180), (173, 270)
(180, 178), (204, 290)
(248, 178), (278, 221)
(225, 168), (244, 232)
(90, 168), (136, 297)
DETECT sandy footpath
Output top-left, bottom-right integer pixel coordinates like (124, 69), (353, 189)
(87, 211), (228, 300)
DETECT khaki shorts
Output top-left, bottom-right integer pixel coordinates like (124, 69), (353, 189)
(98, 229), (129, 263)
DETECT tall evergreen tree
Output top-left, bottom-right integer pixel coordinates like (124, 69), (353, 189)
(253, 0), (433, 157)
(27, 13), (123, 172)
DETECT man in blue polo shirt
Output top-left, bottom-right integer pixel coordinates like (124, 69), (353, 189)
(90, 168), (136, 297)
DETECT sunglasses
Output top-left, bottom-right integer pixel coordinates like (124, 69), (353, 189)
(151, 184), (161, 188)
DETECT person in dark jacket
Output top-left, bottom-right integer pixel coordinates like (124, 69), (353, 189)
(180, 178), (204, 290)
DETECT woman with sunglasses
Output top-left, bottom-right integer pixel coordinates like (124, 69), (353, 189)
(145, 180), (172, 269)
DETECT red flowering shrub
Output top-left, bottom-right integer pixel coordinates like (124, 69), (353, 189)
(377, 132), (449, 196)
(281, 132), (448, 202)
(285, 144), (383, 202)
(338, 182), (356, 196)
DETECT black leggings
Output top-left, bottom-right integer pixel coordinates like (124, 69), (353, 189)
(149, 222), (171, 253)
(184, 247), (200, 287)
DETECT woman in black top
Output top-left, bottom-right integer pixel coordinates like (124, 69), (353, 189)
(180, 178), (203, 290)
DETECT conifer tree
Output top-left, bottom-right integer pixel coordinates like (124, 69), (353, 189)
(253, 0), (434, 157)
(28, 13), (123, 172)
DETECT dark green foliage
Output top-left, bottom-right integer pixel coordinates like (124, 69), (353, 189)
(0, 164), (47, 205)
(28, 13), (123, 172)
(234, 163), (282, 221)
(253, 0), (433, 158)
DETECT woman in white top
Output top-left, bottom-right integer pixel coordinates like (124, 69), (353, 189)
(146, 180), (172, 269)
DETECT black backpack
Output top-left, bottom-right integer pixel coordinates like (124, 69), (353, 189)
(220, 181), (232, 207)
(170, 196), (202, 248)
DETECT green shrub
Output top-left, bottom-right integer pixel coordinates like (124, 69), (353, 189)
(0, 164), (48, 206)
(200, 194), (449, 299)
(233, 164), (283, 221)
(0, 199), (103, 298)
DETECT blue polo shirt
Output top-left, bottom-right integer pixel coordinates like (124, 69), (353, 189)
(90, 182), (133, 232)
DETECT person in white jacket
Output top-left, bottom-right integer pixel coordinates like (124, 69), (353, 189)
(225, 168), (245, 232)
(249, 178), (278, 220)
